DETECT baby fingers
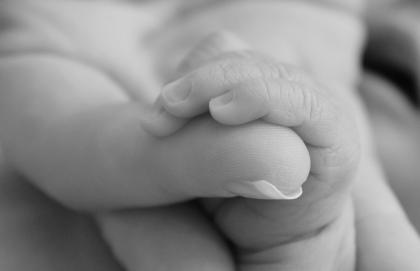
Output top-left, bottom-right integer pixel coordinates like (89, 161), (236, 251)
(159, 56), (308, 119)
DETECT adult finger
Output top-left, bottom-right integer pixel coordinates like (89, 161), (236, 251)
(0, 55), (309, 209)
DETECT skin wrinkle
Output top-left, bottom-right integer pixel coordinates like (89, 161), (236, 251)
(255, 79), (273, 118)
(237, 222), (330, 263)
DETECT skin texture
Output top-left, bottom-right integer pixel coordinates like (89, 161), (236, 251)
(0, 1), (420, 271)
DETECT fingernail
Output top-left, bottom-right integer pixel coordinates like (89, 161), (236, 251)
(162, 79), (192, 103)
(227, 180), (302, 200)
(210, 91), (234, 108)
(140, 105), (164, 132)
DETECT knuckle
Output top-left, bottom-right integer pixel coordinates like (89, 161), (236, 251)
(300, 84), (318, 120)
(254, 78), (273, 101)
(285, 80), (344, 132)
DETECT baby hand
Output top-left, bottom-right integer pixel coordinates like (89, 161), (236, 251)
(151, 32), (360, 200)
(148, 32), (361, 270)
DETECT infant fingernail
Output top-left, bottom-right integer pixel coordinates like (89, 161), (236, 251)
(210, 91), (234, 108)
(140, 105), (164, 133)
(227, 180), (302, 200)
(140, 106), (187, 137)
(162, 79), (192, 103)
